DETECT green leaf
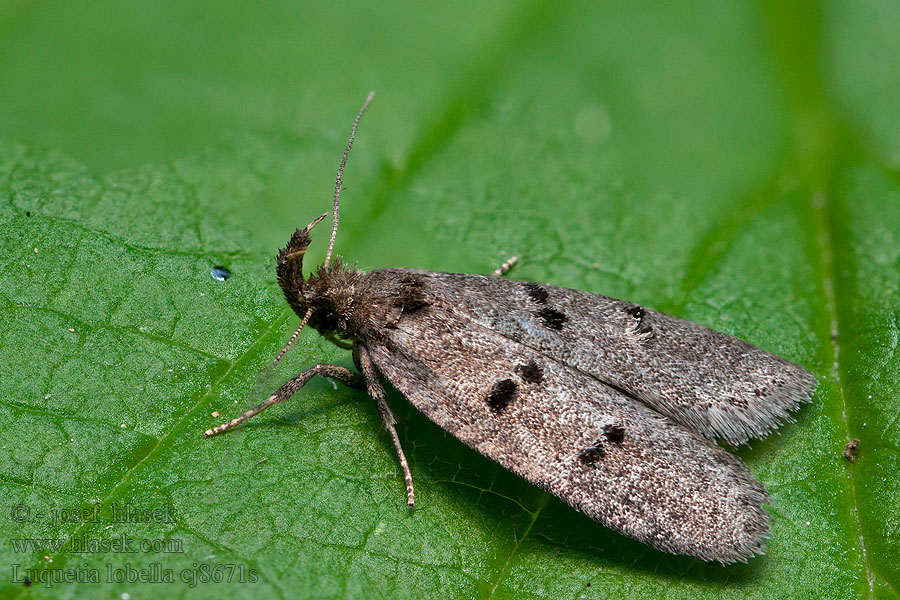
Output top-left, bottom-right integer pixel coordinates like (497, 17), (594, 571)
(1, 0), (898, 598)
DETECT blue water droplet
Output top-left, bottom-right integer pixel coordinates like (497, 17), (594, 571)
(211, 266), (231, 281)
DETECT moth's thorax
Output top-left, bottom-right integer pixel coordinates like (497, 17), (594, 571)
(291, 265), (433, 342)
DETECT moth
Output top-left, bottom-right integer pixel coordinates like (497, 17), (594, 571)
(205, 92), (817, 563)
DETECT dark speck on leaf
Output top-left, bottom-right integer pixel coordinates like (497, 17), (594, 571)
(211, 266), (231, 281)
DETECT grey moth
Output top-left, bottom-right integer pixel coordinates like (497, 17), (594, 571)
(205, 93), (817, 563)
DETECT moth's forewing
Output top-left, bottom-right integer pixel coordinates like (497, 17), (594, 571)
(415, 272), (816, 446)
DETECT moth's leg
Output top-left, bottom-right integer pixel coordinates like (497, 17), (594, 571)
(490, 255), (519, 278)
(357, 343), (415, 508)
(203, 364), (364, 437)
(325, 332), (354, 350)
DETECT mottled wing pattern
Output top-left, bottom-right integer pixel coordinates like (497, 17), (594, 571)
(416, 271), (817, 446)
(365, 280), (771, 562)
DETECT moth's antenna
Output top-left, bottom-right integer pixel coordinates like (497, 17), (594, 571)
(268, 94), (374, 370)
(271, 307), (314, 368)
(323, 90), (375, 269)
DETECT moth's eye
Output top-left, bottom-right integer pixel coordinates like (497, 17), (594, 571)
(312, 297), (332, 314)
(318, 309), (339, 331)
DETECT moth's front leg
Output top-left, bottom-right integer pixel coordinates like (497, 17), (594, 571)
(356, 343), (415, 508)
(203, 363), (364, 437)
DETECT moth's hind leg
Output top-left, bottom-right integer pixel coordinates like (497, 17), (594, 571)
(490, 255), (519, 278)
(204, 364), (364, 437)
(357, 343), (416, 508)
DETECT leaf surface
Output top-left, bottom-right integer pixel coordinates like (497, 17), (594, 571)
(0, 0), (897, 598)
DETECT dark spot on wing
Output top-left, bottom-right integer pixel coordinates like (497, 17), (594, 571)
(486, 379), (517, 414)
(623, 304), (653, 337)
(394, 276), (430, 314)
(514, 361), (544, 384)
(578, 442), (605, 465)
(522, 282), (549, 304)
(603, 424), (625, 445)
(624, 305), (645, 320)
(535, 307), (568, 330)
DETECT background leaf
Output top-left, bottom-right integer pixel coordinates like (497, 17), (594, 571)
(1, 0), (898, 598)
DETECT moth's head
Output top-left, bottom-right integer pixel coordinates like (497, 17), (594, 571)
(302, 257), (358, 336)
